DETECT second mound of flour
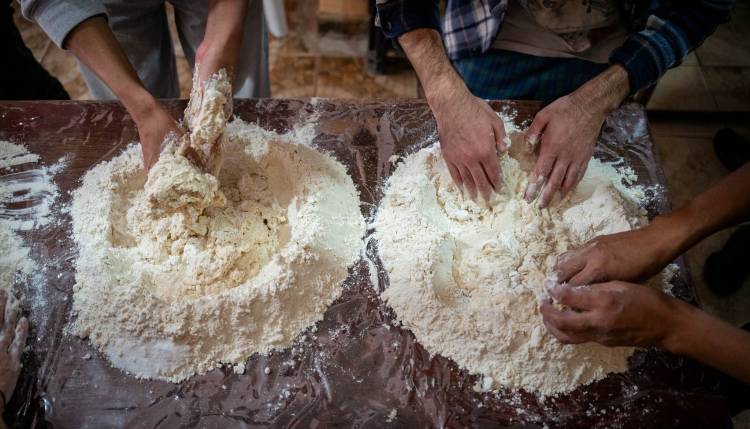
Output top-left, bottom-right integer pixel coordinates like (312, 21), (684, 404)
(373, 129), (645, 396)
(71, 120), (365, 382)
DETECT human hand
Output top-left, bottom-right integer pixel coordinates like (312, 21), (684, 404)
(554, 223), (678, 285)
(539, 280), (685, 348)
(132, 100), (182, 170)
(524, 65), (630, 208)
(432, 89), (508, 202)
(523, 92), (604, 207)
(0, 290), (28, 414)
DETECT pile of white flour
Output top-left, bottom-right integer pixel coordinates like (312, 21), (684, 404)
(71, 120), (365, 382)
(373, 126), (644, 396)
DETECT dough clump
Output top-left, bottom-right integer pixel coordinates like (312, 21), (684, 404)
(71, 121), (365, 382)
(374, 128), (644, 396)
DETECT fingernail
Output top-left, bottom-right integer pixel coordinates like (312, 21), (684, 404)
(544, 279), (557, 292)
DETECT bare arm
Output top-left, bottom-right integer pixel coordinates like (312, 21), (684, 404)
(64, 16), (180, 169)
(398, 29), (507, 203)
(556, 162), (750, 285)
(195, 0), (248, 84)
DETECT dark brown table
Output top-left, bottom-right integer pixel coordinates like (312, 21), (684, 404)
(0, 99), (732, 428)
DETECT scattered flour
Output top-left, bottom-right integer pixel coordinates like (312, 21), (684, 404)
(373, 126), (646, 396)
(70, 120), (366, 382)
(0, 141), (62, 292)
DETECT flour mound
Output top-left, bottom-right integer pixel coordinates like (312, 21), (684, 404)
(374, 133), (642, 396)
(71, 121), (365, 382)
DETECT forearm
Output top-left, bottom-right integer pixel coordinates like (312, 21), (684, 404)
(196, 0), (248, 82)
(664, 300), (750, 384)
(398, 29), (469, 109)
(64, 17), (156, 121)
(653, 163), (750, 260)
(571, 64), (630, 114)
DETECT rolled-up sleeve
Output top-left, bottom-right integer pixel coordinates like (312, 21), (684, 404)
(375, 0), (441, 39)
(17, 0), (107, 48)
(610, 0), (735, 94)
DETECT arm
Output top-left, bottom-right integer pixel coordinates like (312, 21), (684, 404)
(524, 0), (735, 208)
(64, 17), (180, 170)
(375, 0), (506, 202)
(399, 29), (507, 202)
(611, 0), (735, 95)
(194, 0), (248, 85)
(540, 281), (750, 384)
(556, 162), (750, 285)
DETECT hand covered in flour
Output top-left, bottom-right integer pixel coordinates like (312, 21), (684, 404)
(0, 290), (28, 414)
(554, 222), (677, 286)
(539, 280), (680, 348)
(524, 65), (630, 208)
(432, 90), (508, 202)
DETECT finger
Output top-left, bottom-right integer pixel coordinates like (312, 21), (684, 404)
(568, 266), (601, 287)
(458, 165), (477, 201)
(546, 281), (594, 311)
(540, 299), (593, 334)
(10, 317), (28, 362)
(554, 249), (586, 283)
(541, 160), (568, 208)
(470, 163), (494, 203)
(525, 109), (549, 150)
(524, 155), (554, 202)
(481, 159), (502, 194)
(540, 303), (588, 344)
(1, 298), (19, 350)
(492, 120), (509, 153)
(561, 161), (581, 197)
(446, 162), (464, 194)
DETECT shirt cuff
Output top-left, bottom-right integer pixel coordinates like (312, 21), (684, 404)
(25, 0), (107, 48)
(376, 0), (441, 39)
(609, 37), (663, 95)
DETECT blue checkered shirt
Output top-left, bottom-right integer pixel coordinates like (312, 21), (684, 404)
(376, 0), (735, 93)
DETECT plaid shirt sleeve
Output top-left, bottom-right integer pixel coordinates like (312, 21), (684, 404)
(375, 0), (441, 39)
(610, 0), (735, 94)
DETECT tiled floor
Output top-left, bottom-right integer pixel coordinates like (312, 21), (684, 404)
(647, 0), (750, 111)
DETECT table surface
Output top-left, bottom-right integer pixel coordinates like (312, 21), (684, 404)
(0, 99), (731, 428)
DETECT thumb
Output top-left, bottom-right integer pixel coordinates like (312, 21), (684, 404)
(492, 119), (509, 153)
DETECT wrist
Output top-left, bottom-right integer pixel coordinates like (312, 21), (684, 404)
(424, 73), (470, 117)
(574, 64), (630, 116)
(124, 92), (160, 124)
(659, 298), (701, 354)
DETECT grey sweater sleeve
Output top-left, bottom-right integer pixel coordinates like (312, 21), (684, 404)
(17, 0), (107, 48)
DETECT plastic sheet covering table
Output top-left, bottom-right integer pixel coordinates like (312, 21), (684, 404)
(0, 99), (733, 428)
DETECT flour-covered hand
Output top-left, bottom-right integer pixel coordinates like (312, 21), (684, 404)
(524, 65), (630, 208)
(539, 280), (681, 348)
(523, 93), (603, 208)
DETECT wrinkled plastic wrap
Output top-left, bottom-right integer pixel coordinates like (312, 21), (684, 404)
(0, 99), (731, 428)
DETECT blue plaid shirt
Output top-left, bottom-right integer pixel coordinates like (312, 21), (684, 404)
(376, 0), (734, 93)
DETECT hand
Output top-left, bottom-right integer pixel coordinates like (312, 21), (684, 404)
(432, 89), (507, 202)
(0, 290), (28, 414)
(539, 280), (684, 348)
(523, 92), (603, 207)
(132, 100), (182, 170)
(554, 223), (677, 285)
(524, 65), (630, 208)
